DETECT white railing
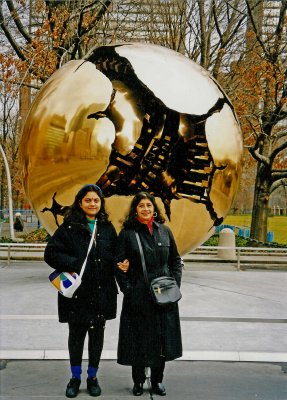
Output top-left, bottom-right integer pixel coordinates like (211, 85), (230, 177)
(0, 243), (47, 265)
(0, 243), (286, 269)
(186, 246), (287, 271)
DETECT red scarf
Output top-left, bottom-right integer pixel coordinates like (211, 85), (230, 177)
(137, 216), (154, 234)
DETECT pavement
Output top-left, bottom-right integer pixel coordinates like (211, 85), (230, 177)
(1, 360), (287, 399)
(0, 259), (287, 399)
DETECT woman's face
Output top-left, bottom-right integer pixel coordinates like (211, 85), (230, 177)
(136, 198), (155, 222)
(80, 191), (101, 219)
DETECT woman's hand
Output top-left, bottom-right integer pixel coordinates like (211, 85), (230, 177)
(117, 259), (129, 273)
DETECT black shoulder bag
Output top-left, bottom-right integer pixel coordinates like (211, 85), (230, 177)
(135, 231), (182, 306)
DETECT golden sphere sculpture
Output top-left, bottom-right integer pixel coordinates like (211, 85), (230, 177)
(19, 43), (243, 254)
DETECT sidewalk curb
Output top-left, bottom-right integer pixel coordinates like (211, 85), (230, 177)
(1, 350), (287, 362)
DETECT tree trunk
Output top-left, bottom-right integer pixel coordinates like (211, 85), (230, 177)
(0, 166), (5, 219)
(250, 165), (270, 243)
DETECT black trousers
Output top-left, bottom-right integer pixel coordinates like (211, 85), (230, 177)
(132, 359), (165, 384)
(68, 320), (105, 367)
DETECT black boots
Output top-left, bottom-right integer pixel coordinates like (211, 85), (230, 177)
(152, 382), (166, 396)
(133, 382), (144, 396)
(65, 377), (101, 397)
(66, 378), (81, 398)
(132, 382), (166, 396)
(87, 377), (101, 397)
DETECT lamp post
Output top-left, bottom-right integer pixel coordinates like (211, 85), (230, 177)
(0, 144), (16, 241)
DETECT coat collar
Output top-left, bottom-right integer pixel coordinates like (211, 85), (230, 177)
(63, 220), (97, 233)
(134, 219), (160, 232)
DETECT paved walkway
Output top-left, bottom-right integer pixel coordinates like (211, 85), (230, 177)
(1, 360), (287, 399)
(0, 260), (287, 399)
(0, 260), (286, 362)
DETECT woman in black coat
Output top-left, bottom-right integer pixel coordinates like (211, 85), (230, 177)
(116, 192), (183, 397)
(44, 184), (117, 398)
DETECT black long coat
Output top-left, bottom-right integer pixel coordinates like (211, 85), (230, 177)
(115, 221), (183, 367)
(44, 220), (118, 324)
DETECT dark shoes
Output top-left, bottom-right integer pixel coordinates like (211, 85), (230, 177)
(66, 378), (81, 398)
(87, 377), (102, 397)
(65, 377), (101, 398)
(133, 382), (144, 396)
(152, 382), (166, 396)
(133, 382), (166, 396)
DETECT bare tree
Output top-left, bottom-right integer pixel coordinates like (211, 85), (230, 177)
(1, 0), (286, 244)
(183, 0), (247, 78)
(137, 0), (286, 243)
(0, 0), (114, 81)
(0, 57), (21, 216)
(248, 0), (287, 242)
(114, 0), (247, 76)
(228, 0), (287, 242)
(0, 0), (115, 213)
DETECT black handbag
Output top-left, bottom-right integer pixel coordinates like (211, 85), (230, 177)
(135, 232), (182, 306)
(150, 276), (182, 306)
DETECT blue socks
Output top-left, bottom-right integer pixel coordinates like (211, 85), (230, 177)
(71, 366), (82, 380)
(87, 366), (98, 379)
(71, 365), (98, 380)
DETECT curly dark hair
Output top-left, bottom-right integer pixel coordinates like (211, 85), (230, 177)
(123, 191), (165, 229)
(64, 184), (109, 224)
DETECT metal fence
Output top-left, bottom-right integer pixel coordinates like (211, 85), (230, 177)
(0, 209), (38, 223)
(1, 243), (286, 269)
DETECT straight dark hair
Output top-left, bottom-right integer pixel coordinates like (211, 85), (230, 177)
(123, 191), (165, 229)
(64, 184), (108, 224)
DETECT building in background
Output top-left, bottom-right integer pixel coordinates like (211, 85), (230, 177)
(102, 0), (187, 53)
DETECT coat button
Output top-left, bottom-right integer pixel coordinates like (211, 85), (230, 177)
(98, 286), (101, 289)
(97, 259), (101, 262)
(158, 242), (162, 246)
(75, 295), (78, 299)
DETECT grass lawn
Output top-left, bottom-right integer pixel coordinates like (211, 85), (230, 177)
(223, 215), (287, 245)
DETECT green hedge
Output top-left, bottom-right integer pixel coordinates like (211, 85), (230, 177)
(0, 237), (13, 243)
(203, 234), (287, 248)
(20, 228), (50, 243)
(0, 228), (50, 243)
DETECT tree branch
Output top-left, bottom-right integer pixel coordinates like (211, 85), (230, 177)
(276, 131), (287, 140)
(0, 77), (40, 90)
(197, 0), (209, 68)
(0, 0), (26, 60)
(247, 128), (270, 165)
(245, 0), (267, 54)
(271, 0), (287, 62)
(270, 178), (287, 194)
(212, 0), (246, 77)
(273, 169), (287, 173)
(249, 146), (270, 165)
(6, 0), (32, 44)
(212, 0), (222, 41)
(270, 139), (287, 163)
(77, 0), (112, 36)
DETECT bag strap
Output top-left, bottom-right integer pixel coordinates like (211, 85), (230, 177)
(135, 231), (149, 285)
(79, 221), (97, 278)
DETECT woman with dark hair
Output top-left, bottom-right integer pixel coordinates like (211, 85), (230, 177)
(44, 184), (118, 398)
(116, 191), (183, 397)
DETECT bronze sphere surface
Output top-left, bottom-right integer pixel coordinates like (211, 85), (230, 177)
(19, 43), (243, 254)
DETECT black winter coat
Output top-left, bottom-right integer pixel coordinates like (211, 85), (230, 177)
(115, 221), (183, 367)
(44, 220), (118, 324)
